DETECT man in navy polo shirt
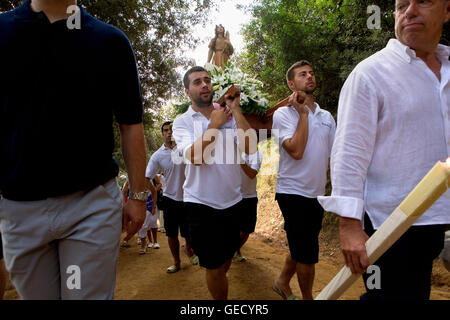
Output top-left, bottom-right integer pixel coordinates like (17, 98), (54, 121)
(0, 0), (147, 299)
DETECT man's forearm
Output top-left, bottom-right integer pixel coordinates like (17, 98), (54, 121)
(240, 163), (257, 179)
(120, 123), (146, 192)
(186, 124), (219, 165)
(232, 109), (257, 155)
(283, 115), (308, 160)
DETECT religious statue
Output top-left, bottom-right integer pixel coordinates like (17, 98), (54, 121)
(207, 24), (234, 68)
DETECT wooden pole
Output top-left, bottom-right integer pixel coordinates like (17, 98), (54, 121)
(263, 91), (306, 122)
(215, 84), (241, 106)
(315, 160), (450, 300)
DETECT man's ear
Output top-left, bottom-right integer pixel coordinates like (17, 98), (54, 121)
(287, 80), (295, 92)
(185, 88), (190, 98)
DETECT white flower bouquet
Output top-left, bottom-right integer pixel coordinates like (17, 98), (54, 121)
(174, 61), (270, 116)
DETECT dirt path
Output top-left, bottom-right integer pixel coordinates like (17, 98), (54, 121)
(113, 232), (449, 300)
(3, 231), (449, 300)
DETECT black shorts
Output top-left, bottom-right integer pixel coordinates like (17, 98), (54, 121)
(185, 201), (241, 270)
(275, 193), (323, 264)
(362, 213), (446, 300)
(162, 196), (189, 239)
(239, 197), (258, 234)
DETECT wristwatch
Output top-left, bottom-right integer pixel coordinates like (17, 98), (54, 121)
(128, 191), (150, 201)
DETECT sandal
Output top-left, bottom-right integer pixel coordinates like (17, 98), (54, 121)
(166, 265), (180, 273)
(120, 240), (130, 248)
(272, 281), (299, 300)
(234, 253), (247, 262)
(189, 255), (199, 265)
(139, 247), (146, 255)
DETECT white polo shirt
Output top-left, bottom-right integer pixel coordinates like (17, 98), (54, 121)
(318, 39), (450, 229)
(240, 150), (262, 198)
(172, 106), (243, 210)
(145, 144), (185, 202)
(272, 103), (336, 198)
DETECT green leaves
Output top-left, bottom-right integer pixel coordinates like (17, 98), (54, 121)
(241, 0), (449, 116)
(240, 0), (397, 115)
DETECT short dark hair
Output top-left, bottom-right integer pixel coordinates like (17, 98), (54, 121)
(183, 66), (208, 89)
(286, 60), (313, 82)
(161, 121), (172, 133)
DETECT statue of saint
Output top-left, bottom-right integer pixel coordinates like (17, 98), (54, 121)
(207, 25), (234, 68)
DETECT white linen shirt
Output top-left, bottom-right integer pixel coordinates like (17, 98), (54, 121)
(318, 39), (450, 229)
(272, 103), (336, 198)
(172, 106), (243, 210)
(145, 144), (185, 202)
(240, 150), (262, 198)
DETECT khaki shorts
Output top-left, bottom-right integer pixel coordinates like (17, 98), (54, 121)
(0, 179), (122, 300)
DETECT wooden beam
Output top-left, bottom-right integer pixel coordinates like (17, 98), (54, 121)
(316, 160), (450, 300)
(263, 91), (306, 122)
(215, 84), (241, 106)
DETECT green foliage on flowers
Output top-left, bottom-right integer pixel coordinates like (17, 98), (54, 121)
(174, 61), (271, 116)
(173, 100), (192, 115)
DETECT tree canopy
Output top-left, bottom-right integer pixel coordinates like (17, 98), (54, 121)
(1, 0), (213, 113)
(240, 0), (450, 115)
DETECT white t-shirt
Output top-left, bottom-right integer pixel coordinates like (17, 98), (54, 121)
(240, 150), (262, 198)
(145, 144), (185, 202)
(172, 106), (244, 210)
(318, 39), (450, 229)
(272, 103), (336, 198)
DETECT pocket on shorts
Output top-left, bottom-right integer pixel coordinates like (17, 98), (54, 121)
(99, 179), (122, 207)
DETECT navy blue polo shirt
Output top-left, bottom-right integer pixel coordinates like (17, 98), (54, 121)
(0, 0), (143, 201)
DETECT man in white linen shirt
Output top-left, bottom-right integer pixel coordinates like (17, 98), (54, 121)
(173, 66), (257, 300)
(272, 61), (336, 300)
(318, 0), (450, 300)
(145, 121), (197, 273)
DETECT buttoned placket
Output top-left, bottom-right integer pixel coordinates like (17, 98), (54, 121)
(397, 40), (450, 154)
(407, 49), (450, 155)
(440, 58), (449, 154)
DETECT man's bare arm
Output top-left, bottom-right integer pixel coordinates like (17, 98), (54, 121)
(153, 175), (162, 192)
(186, 107), (230, 165)
(282, 92), (310, 160)
(339, 217), (370, 274)
(120, 123), (147, 233)
(226, 94), (257, 155)
(240, 163), (258, 179)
